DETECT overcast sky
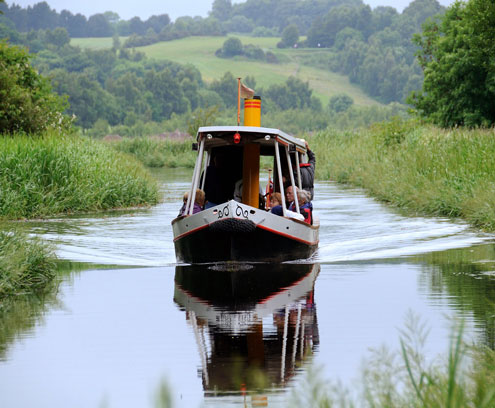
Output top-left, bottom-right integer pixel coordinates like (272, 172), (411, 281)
(8, 0), (458, 21)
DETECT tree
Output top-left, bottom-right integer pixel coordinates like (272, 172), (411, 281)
(45, 27), (70, 48)
(87, 13), (114, 37)
(278, 24), (299, 48)
(221, 37), (243, 57)
(408, 0), (495, 127)
(329, 94), (354, 112)
(0, 41), (70, 134)
(210, 0), (232, 21)
(265, 77), (314, 110)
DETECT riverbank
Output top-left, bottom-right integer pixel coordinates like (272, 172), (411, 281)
(0, 133), (159, 219)
(310, 121), (495, 231)
(0, 133), (160, 298)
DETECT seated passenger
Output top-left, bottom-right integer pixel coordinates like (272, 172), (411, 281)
(178, 189), (205, 216)
(270, 192), (284, 216)
(271, 192), (304, 221)
(289, 189), (313, 224)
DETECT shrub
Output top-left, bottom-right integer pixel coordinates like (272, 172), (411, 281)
(0, 41), (72, 134)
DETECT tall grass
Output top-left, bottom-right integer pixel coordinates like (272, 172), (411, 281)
(310, 121), (495, 230)
(0, 230), (56, 298)
(289, 314), (495, 407)
(108, 137), (197, 168)
(0, 133), (159, 219)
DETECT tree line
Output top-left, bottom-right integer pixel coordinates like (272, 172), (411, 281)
(0, 0), (446, 105)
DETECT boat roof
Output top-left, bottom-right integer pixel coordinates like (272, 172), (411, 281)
(196, 126), (307, 153)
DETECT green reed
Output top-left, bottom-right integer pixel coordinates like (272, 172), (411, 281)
(286, 314), (495, 408)
(310, 121), (495, 230)
(108, 137), (197, 168)
(0, 230), (56, 298)
(0, 133), (159, 219)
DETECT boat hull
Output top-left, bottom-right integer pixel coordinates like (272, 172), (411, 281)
(172, 201), (318, 263)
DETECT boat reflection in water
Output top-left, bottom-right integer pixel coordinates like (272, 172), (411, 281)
(174, 263), (320, 404)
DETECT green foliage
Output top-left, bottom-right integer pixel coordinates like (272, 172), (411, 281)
(278, 24), (299, 48)
(0, 41), (71, 134)
(299, 0), (446, 104)
(221, 37), (243, 57)
(409, 0), (495, 127)
(0, 133), (159, 219)
(265, 76), (317, 111)
(328, 93), (353, 113)
(311, 122), (495, 231)
(187, 106), (219, 137)
(307, 4), (372, 47)
(0, 230), (56, 298)
(110, 137), (196, 168)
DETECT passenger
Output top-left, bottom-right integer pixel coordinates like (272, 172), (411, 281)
(178, 189), (205, 216)
(272, 190), (304, 221)
(295, 140), (315, 200)
(285, 185), (296, 209)
(288, 188), (313, 224)
(270, 192), (284, 216)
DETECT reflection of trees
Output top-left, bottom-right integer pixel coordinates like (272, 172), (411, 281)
(416, 244), (495, 349)
(174, 263), (320, 394)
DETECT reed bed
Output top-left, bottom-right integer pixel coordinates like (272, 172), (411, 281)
(108, 137), (196, 168)
(310, 121), (495, 230)
(0, 133), (159, 219)
(0, 230), (56, 298)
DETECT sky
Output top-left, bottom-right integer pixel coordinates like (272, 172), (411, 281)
(9, 0), (458, 21)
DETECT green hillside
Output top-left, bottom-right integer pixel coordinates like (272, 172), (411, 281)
(71, 36), (381, 108)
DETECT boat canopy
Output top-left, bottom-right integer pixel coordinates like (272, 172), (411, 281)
(196, 126), (307, 154)
(184, 125), (308, 217)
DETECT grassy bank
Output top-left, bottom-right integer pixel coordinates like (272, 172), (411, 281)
(0, 133), (159, 219)
(0, 230), (56, 298)
(108, 137), (196, 168)
(310, 121), (495, 230)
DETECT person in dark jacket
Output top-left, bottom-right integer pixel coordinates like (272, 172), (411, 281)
(297, 140), (315, 200)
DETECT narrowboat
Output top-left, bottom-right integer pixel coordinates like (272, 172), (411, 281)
(172, 93), (319, 263)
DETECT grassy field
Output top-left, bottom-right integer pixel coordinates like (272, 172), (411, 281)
(71, 35), (380, 108)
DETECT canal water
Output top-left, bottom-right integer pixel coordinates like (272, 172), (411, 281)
(1, 168), (495, 407)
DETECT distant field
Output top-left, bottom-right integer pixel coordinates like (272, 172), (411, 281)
(71, 35), (380, 107)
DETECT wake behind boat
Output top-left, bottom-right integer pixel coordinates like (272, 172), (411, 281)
(172, 88), (319, 263)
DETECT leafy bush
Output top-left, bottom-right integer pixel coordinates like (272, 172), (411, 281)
(328, 93), (353, 112)
(0, 41), (72, 134)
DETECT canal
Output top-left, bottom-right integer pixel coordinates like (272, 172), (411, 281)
(1, 168), (494, 407)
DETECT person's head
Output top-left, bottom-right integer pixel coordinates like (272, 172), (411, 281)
(286, 185), (297, 203)
(182, 192), (189, 203)
(195, 189), (205, 206)
(297, 189), (310, 205)
(270, 192), (282, 207)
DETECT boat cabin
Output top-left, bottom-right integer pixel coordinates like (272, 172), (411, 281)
(183, 125), (309, 217)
